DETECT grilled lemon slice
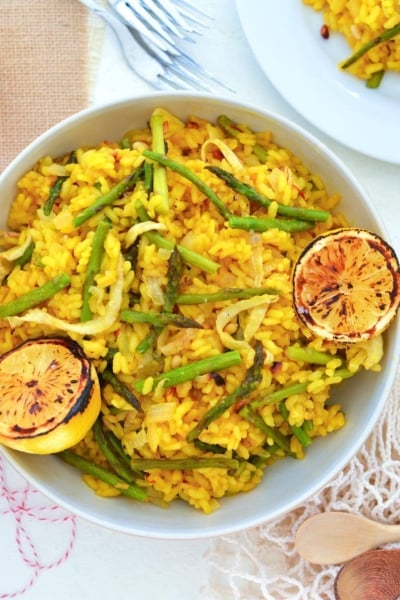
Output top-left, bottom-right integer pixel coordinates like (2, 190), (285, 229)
(0, 337), (101, 454)
(292, 228), (400, 343)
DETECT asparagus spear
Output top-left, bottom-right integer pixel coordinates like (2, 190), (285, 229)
(11, 240), (35, 269)
(134, 349), (242, 393)
(134, 246), (186, 353)
(120, 309), (202, 329)
(0, 272), (71, 319)
(193, 439), (227, 454)
(80, 218), (111, 322)
(142, 150), (232, 220)
(186, 342), (264, 442)
(43, 151), (77, 216)
(100, 368), (143, 412)
(239, 405), (294, 455)
(341, 23), (400, 69)
(176, 287), (279, 305)
(59, 450), (147, 501)
(207, 166), (330, 222)
(279, 401), (312, 448)
(105, 429), (142, 476)
(150, 111), (169, 214)
(123, 237), (139, 271)
(43, 176), (68, 216)
(250, 367), (354, 410)
(93, 418), (138, 481)
(285, 345), (343, 366)
(144, 230), (220, 274)
(136, 329), (158, 354)
(135, 201), (219, 274)
(217, 114), (269, 163)
(73, 164), (145, 227)
(229, 215), (313, 233)
(129, 457), (239, 470)
(163, 246), (183, 313)
(250, 382), (309, 409)
(144, 161), (153, 193)
(367, 70), (384, 88)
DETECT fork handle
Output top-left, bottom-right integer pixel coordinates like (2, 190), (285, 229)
(78, 0), (163, 84)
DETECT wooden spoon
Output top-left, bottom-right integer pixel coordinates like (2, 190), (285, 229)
(334, 549), (400, 600)
(295, 511), (400, 565)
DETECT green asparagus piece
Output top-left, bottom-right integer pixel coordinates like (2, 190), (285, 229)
(59, 450), (147, 501)
(120, 309), (203, 329)
(123, 237), (139, 272)
(105, 430), (132, 467)
(93, 418), (137, 481)
(341, 23), (400, 69)
(239, 405), (294, 455)
(366, 70), (385, 88)
(251, 367), (354, 410)
(285, 345), (343, 366)
(207, 166), (330, 222)
(131, 248), (184, 355)
(43, 176), (68, 216)
(229, 215), (313, 233)
(144, 161), (153, 193)
(12, 241), (35, 269)
(150, 112), (169, 214)
(163, 246), (183, 313)
(187, 342), (264, 442)
(135, 201), (220, 274)
(105, 430), (145, 479)
(0, 272), (71, 319)
(145, 230), (220, 274)
(3, 241), (36, 285)
(80, 218), (111, 322)
(279, 401), (312, 448)
(136, 329), (157, 354)
(101, 368), (142, 412)
(142, 150), (232, 220)
(251, 382), (309, 409)
(43, 152), (77, 216)
(330, 367), (354, 380)
(176, 287), (279, 305)
(193, 439), (228, 454)
(134, 349), (242, 393)
(217, 114), (269, 163)
(104, 430), (132, 466)
(73, 165), (145, 227)
(129, 457), (239, 470)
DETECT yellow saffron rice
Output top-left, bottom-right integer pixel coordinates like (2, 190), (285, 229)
(1, 108), (384, 513)
(303, 0), (400, 81)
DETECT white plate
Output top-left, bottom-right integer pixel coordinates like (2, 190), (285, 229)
(235, 0), (400, 164)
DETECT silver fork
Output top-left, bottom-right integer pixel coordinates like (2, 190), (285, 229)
(80, 0), (227, 91)
(108, 0), (211, 49)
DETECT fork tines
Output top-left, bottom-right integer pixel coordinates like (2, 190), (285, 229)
(106, 0), (230, 92)
(109, 0), (211, 47)
(82, 0), (230, 92)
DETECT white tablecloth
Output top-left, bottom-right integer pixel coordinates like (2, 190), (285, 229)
(1, 1), (399, 598)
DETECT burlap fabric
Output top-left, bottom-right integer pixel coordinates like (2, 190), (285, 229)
(0, 0), (89, 172)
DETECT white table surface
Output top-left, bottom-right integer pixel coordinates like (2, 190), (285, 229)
(1, 1), (399, 598)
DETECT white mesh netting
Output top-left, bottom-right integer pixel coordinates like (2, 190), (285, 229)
(204, 364), (400, 599)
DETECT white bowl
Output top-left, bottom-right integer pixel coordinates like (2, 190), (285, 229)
(1, 92), (399, 539)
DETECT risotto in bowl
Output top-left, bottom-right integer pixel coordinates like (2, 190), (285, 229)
(0, 93), (399, 538)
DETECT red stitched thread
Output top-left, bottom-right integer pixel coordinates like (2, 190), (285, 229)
(0, 455), (77, 598)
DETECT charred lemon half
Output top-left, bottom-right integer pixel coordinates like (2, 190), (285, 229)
(292, 228), (400, 343)
(0, 337), (101, 454)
